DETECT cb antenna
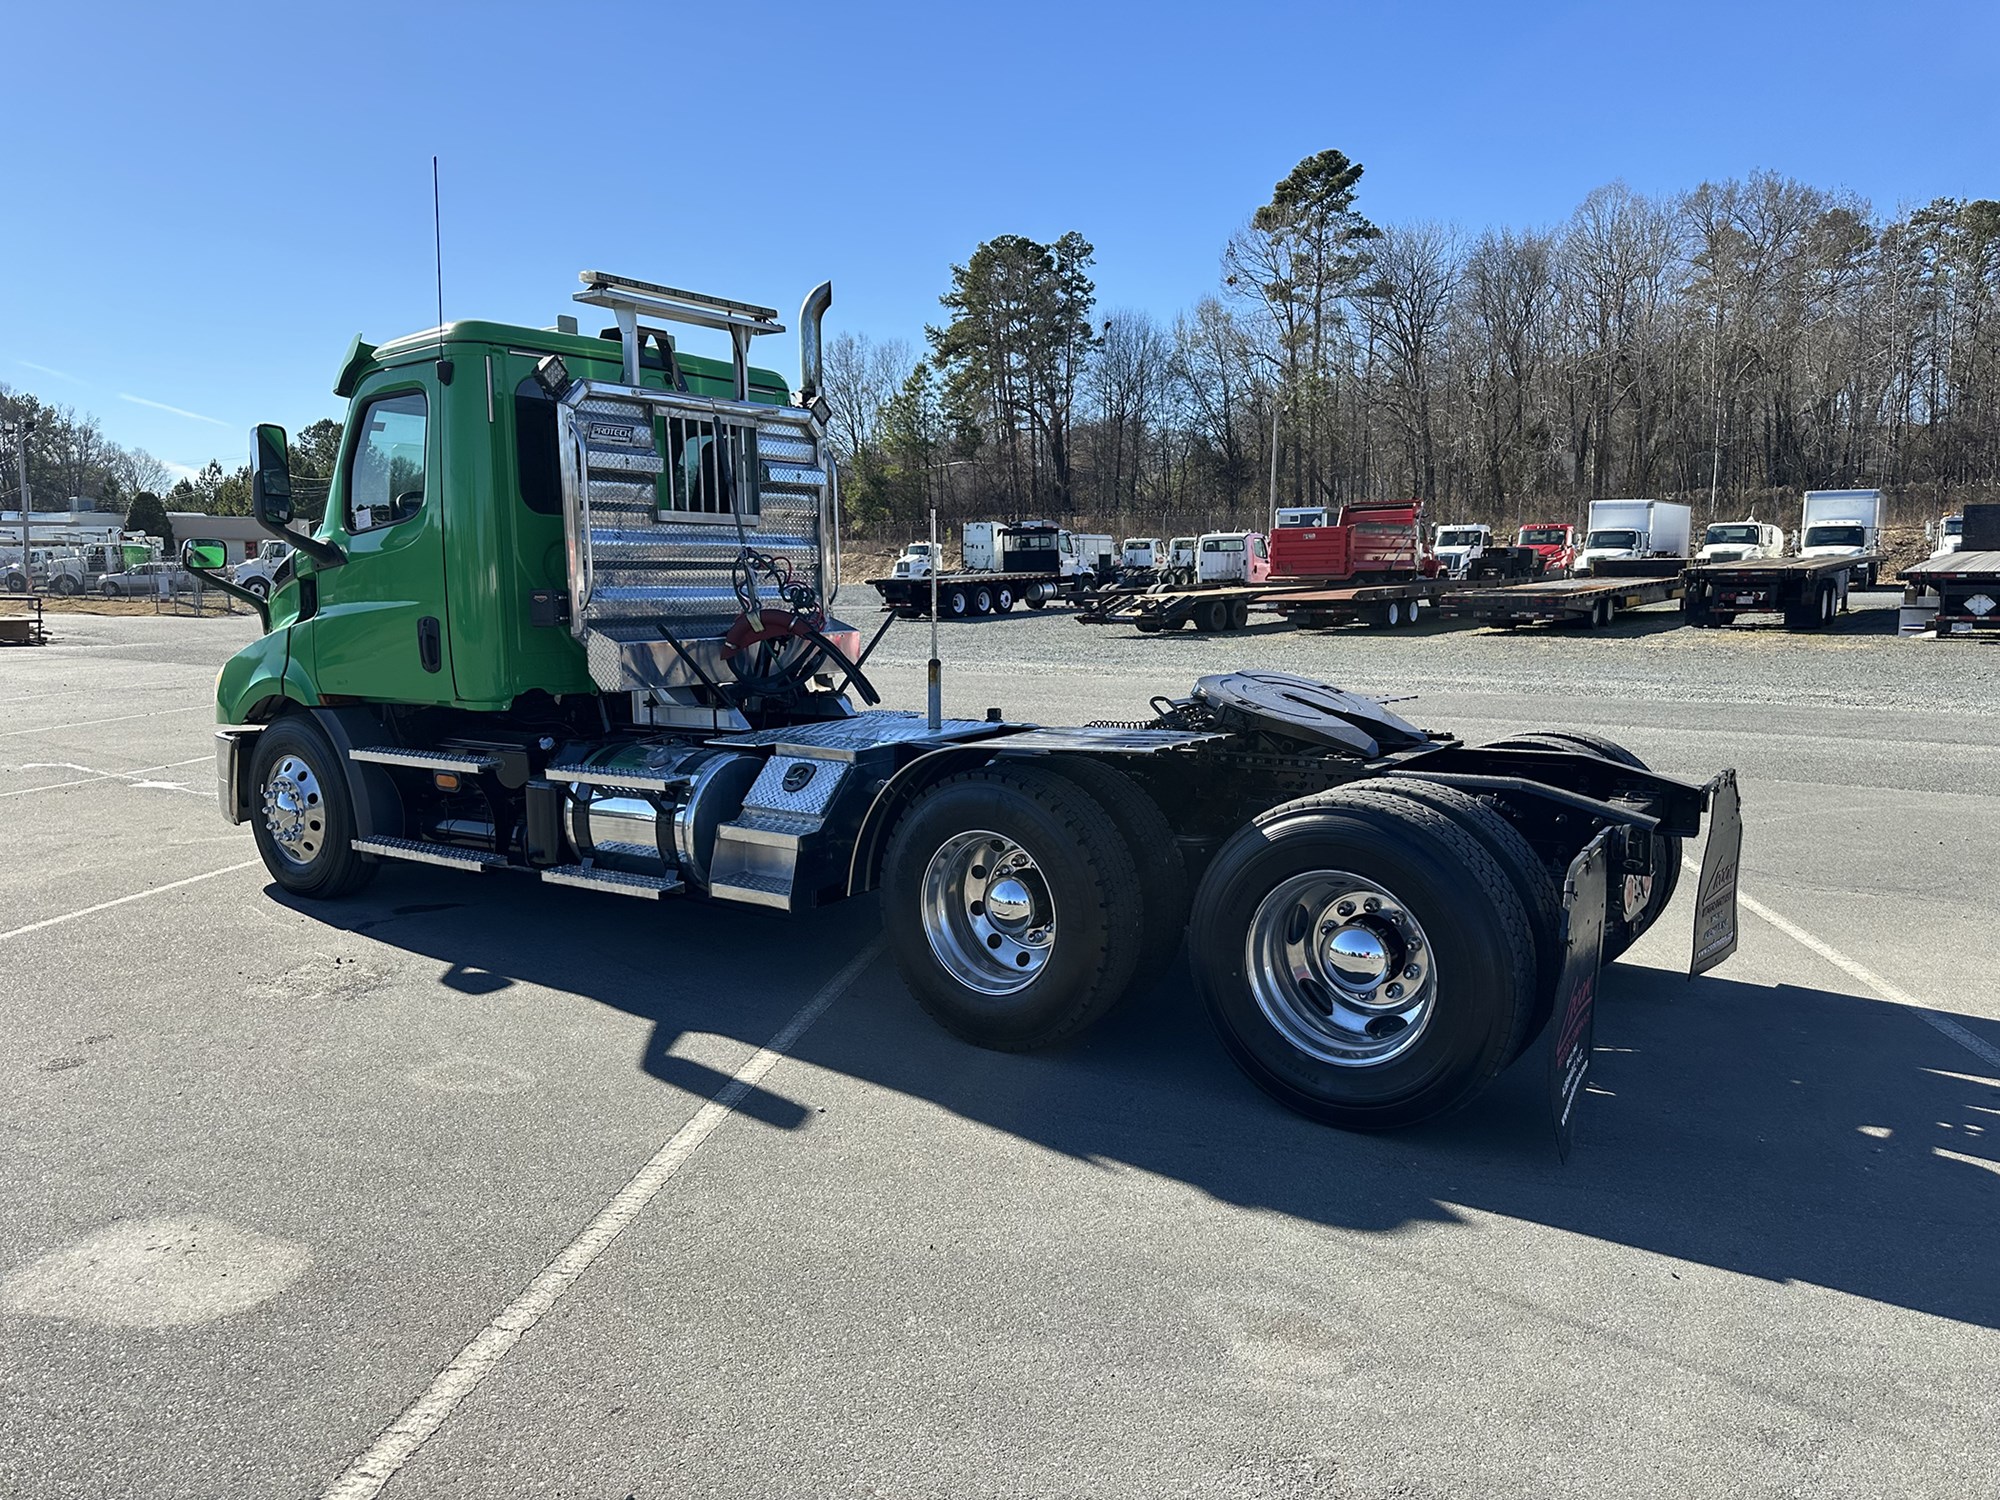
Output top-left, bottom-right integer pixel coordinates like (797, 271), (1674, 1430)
(432, 156), (452, 384)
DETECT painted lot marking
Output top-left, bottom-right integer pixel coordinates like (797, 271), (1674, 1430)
(1, 755), (210, 799)
(321, 936), (888, 1500)
(0, 860), (261, 944)
(0, 704), (209, 738)
(1693, 858), (2000, 1072)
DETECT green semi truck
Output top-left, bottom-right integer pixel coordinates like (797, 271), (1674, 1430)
(192, 269), (1742, 1131)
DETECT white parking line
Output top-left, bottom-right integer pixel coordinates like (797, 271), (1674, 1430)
(0, 755), (211, 799)
(0, 860), (262, 944)
(0, 705), (208, 738)
(321, 935), (888, 1500)
(1696, 860), (2000, 1071)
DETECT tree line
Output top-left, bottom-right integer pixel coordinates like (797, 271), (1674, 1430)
(829, 153), (2000, 543)
(0, 383), (341, 543)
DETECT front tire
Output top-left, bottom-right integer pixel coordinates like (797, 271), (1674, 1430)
(884, 765), (1144, 1051)
(248, 716), (377, 899)
(1189, 785), (1537, 1130)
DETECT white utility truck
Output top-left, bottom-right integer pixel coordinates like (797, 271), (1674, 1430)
(1696, 519), (1785, 564)
(1576, 499), (1692, 576)
(233, 538), (295, 599)
(1931, 514), (1964, 557)
(1121, 537), (1165, 572)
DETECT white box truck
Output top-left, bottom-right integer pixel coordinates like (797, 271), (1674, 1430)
(1576, 499), (1691, 575)
(1798, 490), (1884, 587)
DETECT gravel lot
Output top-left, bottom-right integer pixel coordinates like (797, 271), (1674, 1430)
(2, 592), (1996, 1499)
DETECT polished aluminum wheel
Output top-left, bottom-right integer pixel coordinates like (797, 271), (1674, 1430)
(920, 829), (1057, 996)
(261, 753), (327, 865)
(1244, 871), (1438, 1066)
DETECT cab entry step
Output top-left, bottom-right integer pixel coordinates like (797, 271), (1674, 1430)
(350, 746), (502, 775)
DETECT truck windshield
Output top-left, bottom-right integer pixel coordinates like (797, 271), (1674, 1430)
(1437, 530), (1482, 547)
(1518, 527), (1567, 546)
(1705, 525), (1761, 545)
(1586, 530), (1637, 549)
(1804, 525), (1865, 549)
(1942, 518), (1963, 538)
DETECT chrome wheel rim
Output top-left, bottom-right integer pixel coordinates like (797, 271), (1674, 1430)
(261, 753), (328, 865)
(920, 830), (1057, 996)
(1244, 871), (1437, 1066)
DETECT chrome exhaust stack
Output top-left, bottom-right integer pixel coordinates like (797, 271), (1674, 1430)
(798, 281), (832, 403)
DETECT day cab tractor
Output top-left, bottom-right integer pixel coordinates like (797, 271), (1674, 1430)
(1515, 523), (1576, 578)
(189, 268), (1743, 1132)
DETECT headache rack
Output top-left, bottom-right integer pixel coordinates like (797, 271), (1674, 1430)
(553, 271), (854, 709)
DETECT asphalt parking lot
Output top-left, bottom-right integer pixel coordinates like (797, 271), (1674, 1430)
(3, 591), (1997, 1499)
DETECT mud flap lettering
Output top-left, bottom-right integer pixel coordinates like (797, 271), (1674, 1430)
(1548, 831), (1610, 1163)
(1690, 770), (1742, 976)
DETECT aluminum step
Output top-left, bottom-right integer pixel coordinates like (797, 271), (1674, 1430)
(540, 864), (682, 899)
(351, 836), (508, 872)
(545, 762), (693, 794)
(350, 746), (500, 775)
(714, 810), (822, 848)
(706, 870), (794, 911)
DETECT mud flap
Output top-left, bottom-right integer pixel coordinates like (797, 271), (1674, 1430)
(1690, 769), (1742, 977)
(1547, 831), (1611, 1162)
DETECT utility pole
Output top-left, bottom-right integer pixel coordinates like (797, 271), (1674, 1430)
(7, 417), (33, 584)
(1267, 388), (1281, 530)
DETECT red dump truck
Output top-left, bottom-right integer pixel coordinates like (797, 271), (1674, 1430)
(1268, 501), (1430, 583)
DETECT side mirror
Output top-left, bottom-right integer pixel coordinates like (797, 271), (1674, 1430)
(251, 423), (293, 528)
(181, 539), (228, 570)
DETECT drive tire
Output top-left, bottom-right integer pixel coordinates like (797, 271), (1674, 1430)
(884, 764), (1144, 1052)
(1482, 731), (1681, 964)
(248, 715), (377, 900)
(1190, 784), (1537, 1130)
(943, 586), (970, 619)
(1229, 598), (1252, 630)
(993, 586), (1015, 613)
(1366, 779), (1562, 1057)
(1036, 755), (1190, 1002)
(1194, 598), (1229, 633)
(970, 585), (993, 616)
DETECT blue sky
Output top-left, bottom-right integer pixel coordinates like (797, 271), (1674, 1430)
(5, 0), (1993, 482)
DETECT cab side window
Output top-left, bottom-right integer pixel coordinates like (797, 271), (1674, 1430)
(347, 391), (430, 533)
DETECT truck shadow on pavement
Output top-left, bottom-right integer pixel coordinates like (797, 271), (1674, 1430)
(317, 872), (2000, 1332)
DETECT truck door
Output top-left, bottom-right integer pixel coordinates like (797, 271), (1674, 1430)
(309, 378), (455, 701)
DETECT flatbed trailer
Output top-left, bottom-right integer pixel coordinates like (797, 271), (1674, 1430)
(1259, 577), (1452, 630)
(870, 570), (1078, 618)
(1898, 550), (2000, 637)
(1682, 554), (1877, 630)
(1074, 582), (1279, 633)
(1437, 571), (1682, 629)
